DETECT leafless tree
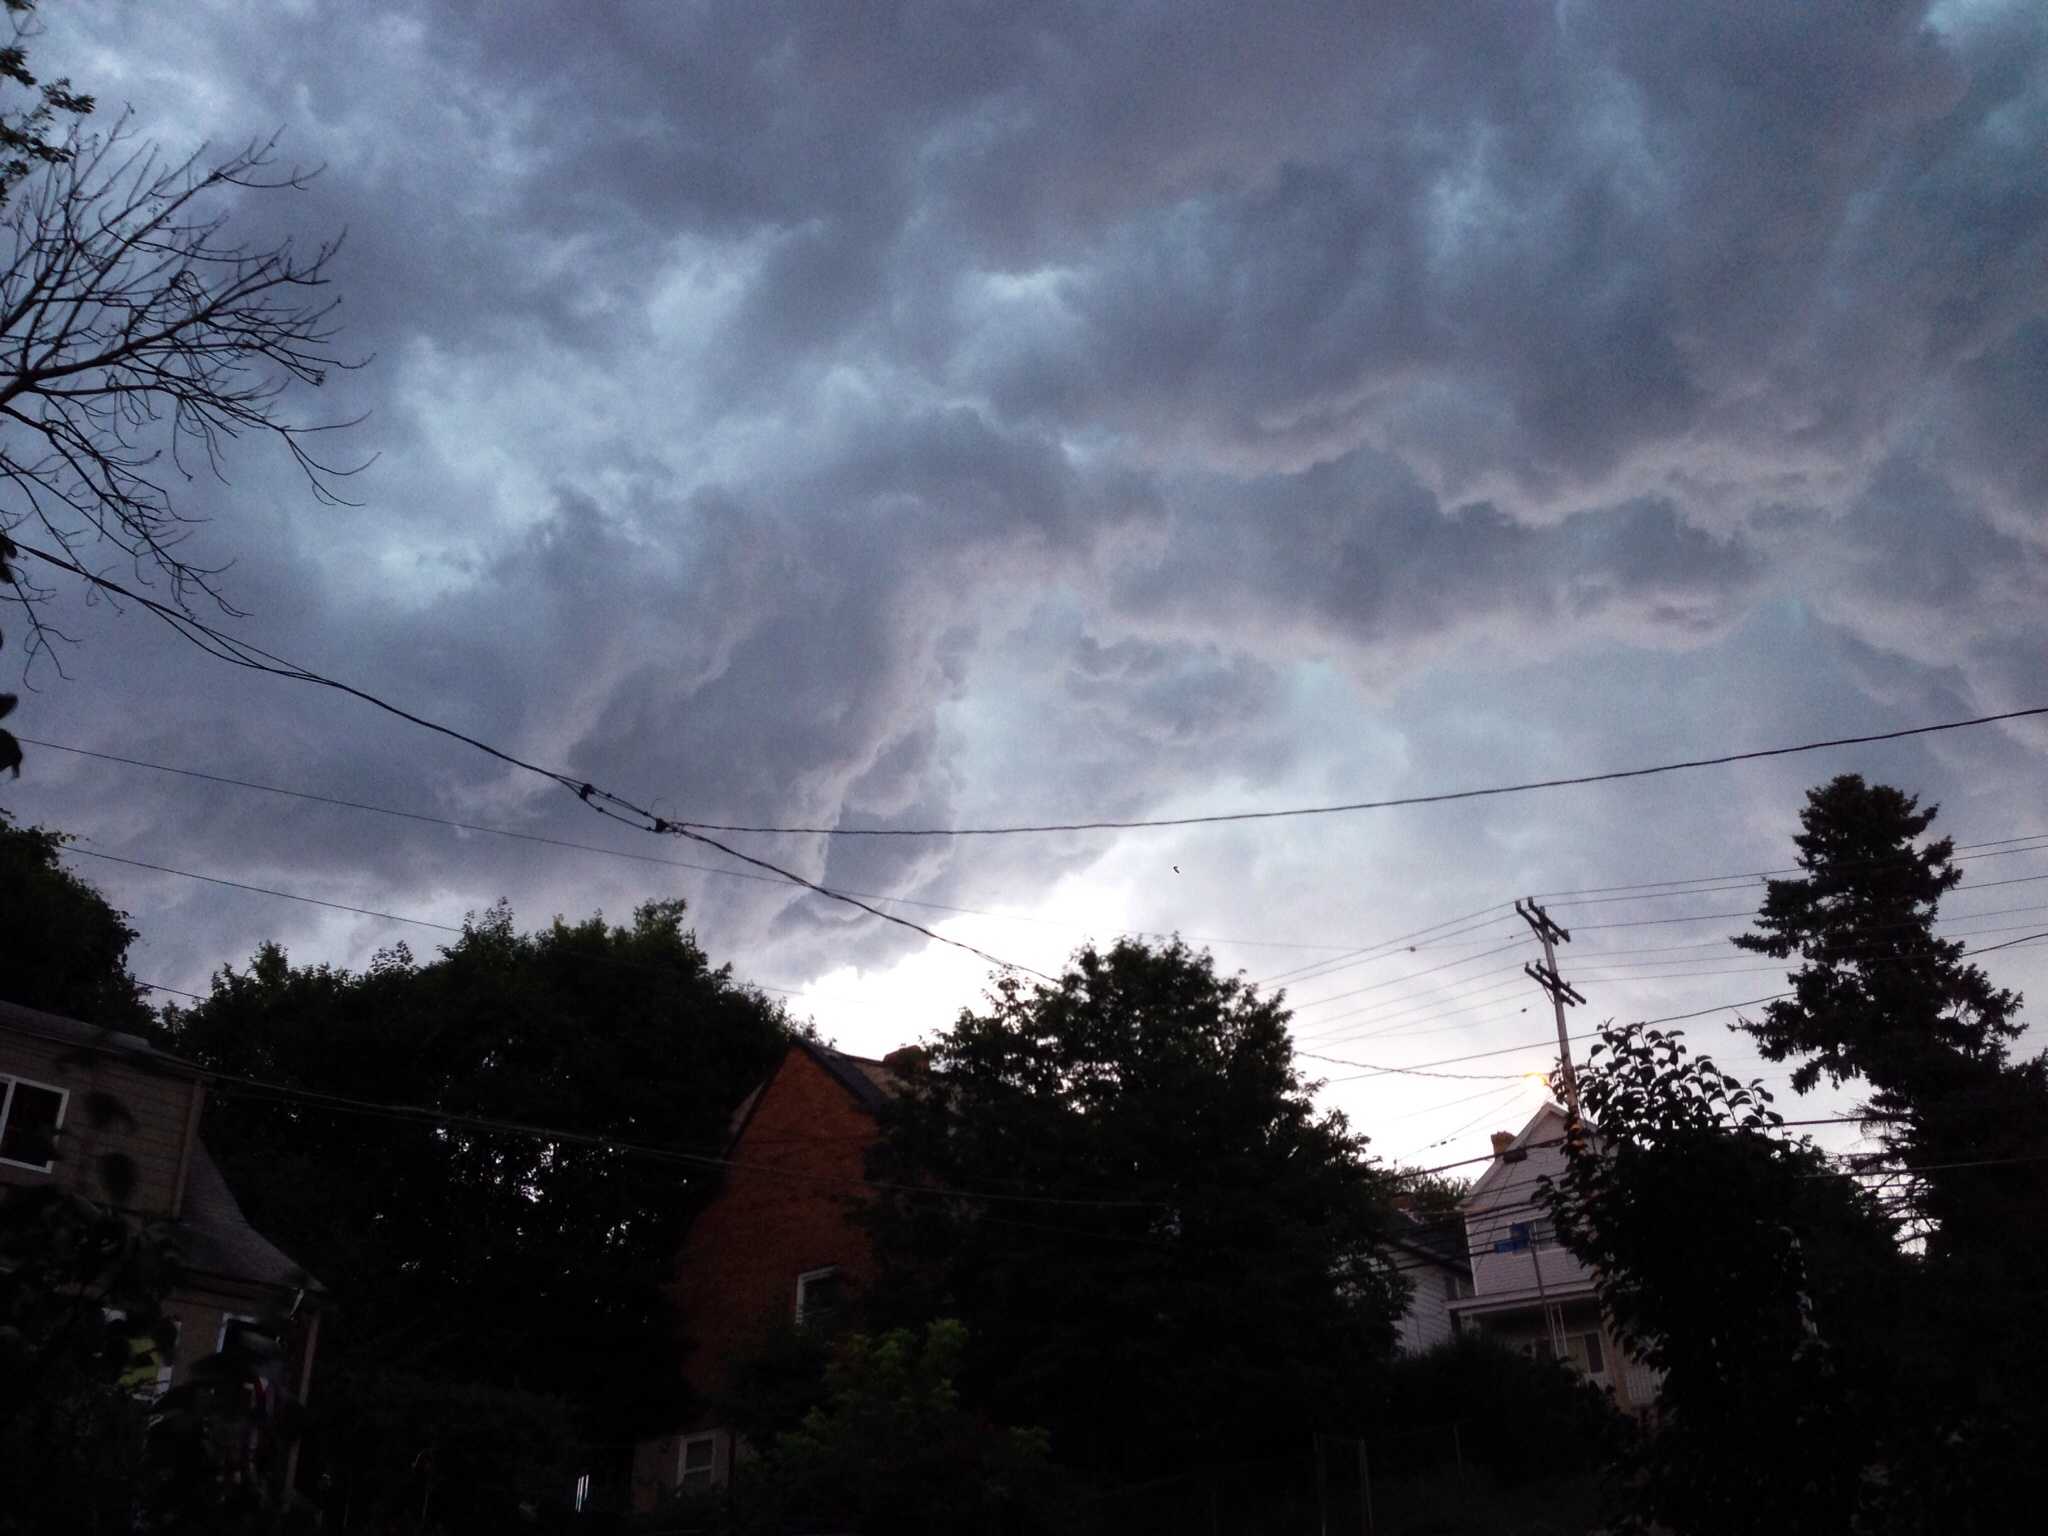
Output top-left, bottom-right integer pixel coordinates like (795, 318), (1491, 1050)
(0, 113), (367, 674)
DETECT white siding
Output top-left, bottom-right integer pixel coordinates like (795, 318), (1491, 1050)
(1395, 1264), (1457, 1354)
(1470, 1239), (1594, 1297)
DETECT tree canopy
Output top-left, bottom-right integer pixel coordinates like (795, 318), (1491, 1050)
(862, 938), (1407, 1486)
(0, 809), (152, 1030)
(1546, 776), (2048, 1532)
(1732, 773), (2045, 1268)
(162, 899), (799, 1471)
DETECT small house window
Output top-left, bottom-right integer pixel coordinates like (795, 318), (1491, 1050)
(678, 1433), (716, 1492)
(796, 1266), (844, 1328)
(0, 1076), (67, 1171)
(1492, 1218), (1555, 1254)
(573, 1473), (591, 1513)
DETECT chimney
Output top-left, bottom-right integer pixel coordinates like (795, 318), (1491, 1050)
(881, 1045), (929, 1077)
(1490, 1131), (1516, 1158)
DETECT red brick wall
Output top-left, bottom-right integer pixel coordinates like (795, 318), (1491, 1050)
(671, 1046), (880, 1405)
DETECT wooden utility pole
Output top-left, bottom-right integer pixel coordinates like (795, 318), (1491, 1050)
(1515, 898), (1585, 1117)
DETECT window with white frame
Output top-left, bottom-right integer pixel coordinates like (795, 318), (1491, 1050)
(677, 1433), (716, 1492)
(795, 1266), (844, 1328)
(0, 1074), (67, 1171)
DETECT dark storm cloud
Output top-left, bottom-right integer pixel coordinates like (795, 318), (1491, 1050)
(11, 0), (2048, 1000)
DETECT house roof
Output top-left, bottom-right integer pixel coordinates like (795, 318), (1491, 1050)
(798, 1040), (905, 1113)
(1389, 1207), (1468, 1272)
(722, 1038), (908, 1152)
(1463, 1101), (1573, 1209)
(179, 1142), (322, 1295)
(0, 998), (201, 1077)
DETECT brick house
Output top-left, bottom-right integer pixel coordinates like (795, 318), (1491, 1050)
(0, 999), (322, 1467)
(629, 1039), (913, 1510)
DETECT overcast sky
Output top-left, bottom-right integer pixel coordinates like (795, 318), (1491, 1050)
(9, 0), (2047, 1171)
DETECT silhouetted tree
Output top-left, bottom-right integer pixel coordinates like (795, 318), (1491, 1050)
(865, 939), (1407, 1487)
(716, 1321), (1069, 1536)
(164, 900), (797, 1481)
(0, 809), (152, 1028)
(1733, 773), (2045, 1264)
(1544, 776), (2048, 1533)
(1544, 1022), (1920, 1533)
(0, 5), (361, 772)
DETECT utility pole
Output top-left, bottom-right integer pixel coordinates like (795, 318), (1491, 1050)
(1515, 898), (1585, 1118)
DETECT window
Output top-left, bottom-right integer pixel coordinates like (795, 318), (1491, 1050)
(1491, 1218), (1556, 1254)
(1581, 1331), (1605, 1375)
(678, 1433), (716, 1492)
(796, 1266), (844, 1328)
(215, 1312), (262, 1354)
(0, 1075), (67, 1171)
(573, 1473), (591, 1513)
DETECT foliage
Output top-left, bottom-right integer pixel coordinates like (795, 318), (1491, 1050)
(141, 1304), (315, 1536)
(1733, 773), (2046, 1265)
(162, 899), (796, 1454)
(724, 1320), (1067, 1536)
(0, 0), (91, 203)
(717, 1317), (834, 1453)
(0, 1183), (175, 1535)
(865, 939), (1408, 1486)
(1542, 1021), (1922, 1533)
(308, 1366), (579, 1535)
(0, 1076), (310, 1532)
(1547, 775), (2048, 1533)
(0, 808), (154, 1029)
(1382, 1333), (1628, 1488)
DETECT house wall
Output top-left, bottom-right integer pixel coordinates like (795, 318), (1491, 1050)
(1470, 1239), (1594, 1297)
(668, 1047), (883, 1405)
(0, 1029), (200, 1217)
(1395, 1263), (1459, 1354)
(633, 1048), (886, 1510)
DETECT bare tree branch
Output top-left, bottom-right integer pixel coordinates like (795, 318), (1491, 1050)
(0, 111), (370, 668)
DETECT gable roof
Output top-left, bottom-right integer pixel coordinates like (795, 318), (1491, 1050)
(179, 1143), (322, 1295)
(1462, 1101), (1573, 1207)
(1389, 1208), (1469, 1273)
(0, 998), (200, 1078)
(722, 1038), (908, 1152)
(800, 1040), (904, 1113)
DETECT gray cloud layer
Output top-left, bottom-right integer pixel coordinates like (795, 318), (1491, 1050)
(10, 1), (2047, 1023)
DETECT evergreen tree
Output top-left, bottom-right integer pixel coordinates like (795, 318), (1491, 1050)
(1732, 774), (2044, 1265)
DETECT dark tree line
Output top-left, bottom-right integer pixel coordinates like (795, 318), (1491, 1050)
(1547, 774), (2048, 1534)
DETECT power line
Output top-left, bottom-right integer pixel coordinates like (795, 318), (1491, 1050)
(1256, 904), (1514, 986)
(66, 846), (468, 933)
(68, 847), (821, 1002)
(667, 705), (2048, 837)
(9, 543), (1049, 979)
(1284, 938), (1532, 1014)
(20, 736), (1374, 956)
(1322, 930), (2048, 1086)
(1530, 833), (2048, 902)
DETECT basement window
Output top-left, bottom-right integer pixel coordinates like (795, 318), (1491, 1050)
(0, 1075), (67, 1171)
(678, 1433), (716, 1492)
(796, 1266), (845, 1328)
